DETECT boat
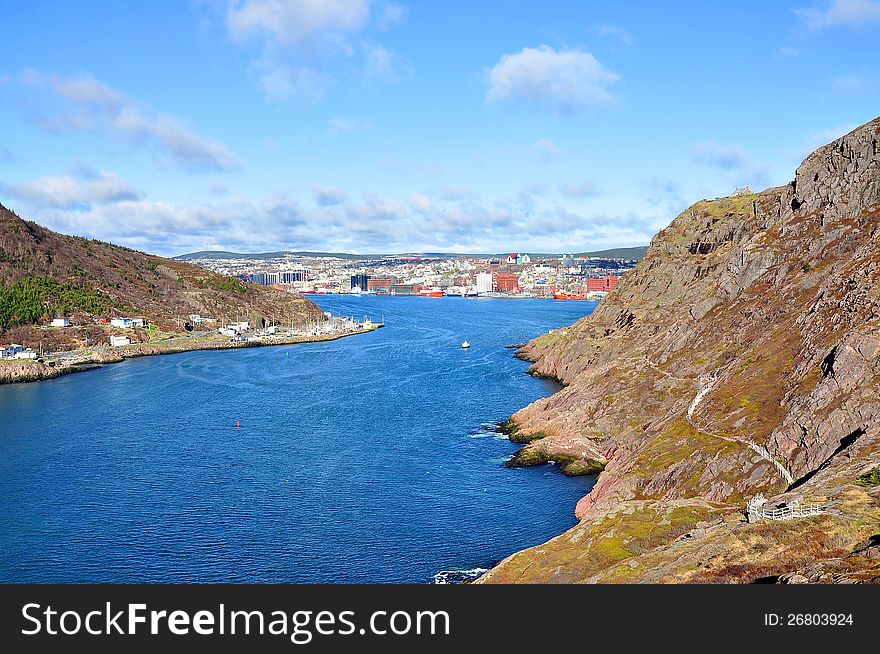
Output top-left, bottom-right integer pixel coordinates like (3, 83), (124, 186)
(461, 340), (470, 349)
(418, 287), (444, 297)
(446, 286), (478, 297)
(553, 289), (588, 300)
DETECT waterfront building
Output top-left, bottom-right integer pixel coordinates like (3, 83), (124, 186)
(367, 277), (396, 291)
(0, 344), (24, 359)
(475, 272), (493, 294)
(390, 283), (420, 295)
(109, 335), (131, 347)
(280, 268), (310, 284)
(351, 274), (371, 291)
(493, 272), (521, 292)
(586, 274), (620, 291)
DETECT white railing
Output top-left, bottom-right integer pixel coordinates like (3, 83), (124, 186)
(746, 494), (823, 521)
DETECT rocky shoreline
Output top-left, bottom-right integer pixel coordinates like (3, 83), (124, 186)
(0, 326), (382, 386)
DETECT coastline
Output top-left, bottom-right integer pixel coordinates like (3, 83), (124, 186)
(0, 324), (383, 386)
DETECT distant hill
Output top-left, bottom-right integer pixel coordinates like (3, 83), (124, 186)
(0, 204), (324, 352)
(574, 246), (648, 260)
(175, 246), (650, 261)
(174, 250), (374, 261)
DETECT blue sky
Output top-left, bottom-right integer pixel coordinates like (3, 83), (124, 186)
(0, 0), (878, 256)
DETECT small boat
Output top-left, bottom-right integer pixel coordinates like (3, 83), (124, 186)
(461, 340), (470, 349)
(553, 289), (587, 300)
(419, 287), (445, 297)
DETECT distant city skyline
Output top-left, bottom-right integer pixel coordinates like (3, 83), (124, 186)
(0, 1), (878, 256)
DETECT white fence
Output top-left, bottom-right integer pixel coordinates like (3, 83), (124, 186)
(746, 494), (823, 522)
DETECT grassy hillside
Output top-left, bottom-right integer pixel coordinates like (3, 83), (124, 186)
(0, 204), (325, 352)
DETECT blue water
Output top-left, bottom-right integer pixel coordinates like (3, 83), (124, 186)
(0, 296), (598, 583)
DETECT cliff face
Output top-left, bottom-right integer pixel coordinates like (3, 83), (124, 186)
(0, 204), (325, 352)
(481, 117), (880, 583)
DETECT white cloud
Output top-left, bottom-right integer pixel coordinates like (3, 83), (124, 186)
(408, 192), (432, 212)
(559, 180), (600, 198)
(254, 60), (333, 100)
(796, 0), (880, 28)
(227, 0), (370, 46)
(530, 138), (561, 161)
(362, 42), (414, 83)
(596, 24), (633, 46)
(8, 179), (661, 256)
(486, 45), (619, 114)
(313, 185), (347, 205)
(1, 170), (141, 209)
(779, 46), (801, 57)
(328, 115), (368, 134)
(19, 71), (238, 171)
(222, 0), (410, 100)
(692, 141), (749, 170)
(692, 141), (772, 188)
(377, 2), (407, 29)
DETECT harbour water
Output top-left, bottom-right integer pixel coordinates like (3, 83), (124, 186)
(0, 296), (598, 583)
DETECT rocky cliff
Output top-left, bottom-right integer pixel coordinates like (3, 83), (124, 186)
(480, 117), (880, 583)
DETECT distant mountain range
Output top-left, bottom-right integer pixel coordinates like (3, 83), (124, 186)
(174, 246), (649, 262)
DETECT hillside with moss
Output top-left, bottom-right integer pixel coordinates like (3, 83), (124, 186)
(0, 204), (325, 352)
(480, 117), (880, 584)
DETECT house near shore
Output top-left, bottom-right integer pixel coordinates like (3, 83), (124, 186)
(51, 317), (70, 327)
(1, 344), (37, 359)
(0, 344), (22, 359)
(109, 335), (131, 347)
(109, 318), (146, 329)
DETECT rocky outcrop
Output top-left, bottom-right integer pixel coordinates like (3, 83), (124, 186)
(480, 117), (880, 584)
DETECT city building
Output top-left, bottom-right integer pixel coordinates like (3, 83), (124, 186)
(390, 283), (421, 295)
(351, 274), (371, 291)
(280, 268), (311, 284)
(493, 272), (520, 292)
(0, 344), (24, 359)
(587, 274), (620, 291)
(475, 271), (493, 294)
(505, 253), (531, 265)
(367, 277), (396, 292)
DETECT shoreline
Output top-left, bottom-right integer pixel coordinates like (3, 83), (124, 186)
(0, 325), (383, 386)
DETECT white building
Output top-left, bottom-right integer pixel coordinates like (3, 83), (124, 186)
(110, 335), (131, 347)
(51, 317), (70, 327)
(110, 318), (133, 329)
(15, 349), (38, 359)
(1, 344), (24, 359)
(131, 318), (146, 328)
(475, 272), (493, 294)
